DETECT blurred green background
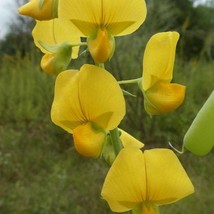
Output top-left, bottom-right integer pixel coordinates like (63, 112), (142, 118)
(0, 0), (213, 213)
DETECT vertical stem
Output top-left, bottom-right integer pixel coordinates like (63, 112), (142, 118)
(109, 127), (122, 156)
(98, 63), (105, 69)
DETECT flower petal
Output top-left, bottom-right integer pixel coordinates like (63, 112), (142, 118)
(77, 64), (125, 130)
(119, 129), (144, 149)
(145, 149), (194, 204)
(32, 19), (80, 58)
(103, 0), (147, 36)
(18, 0), (58, 20)
(144, 82), (186, 115)
(59, 0), (101, 36)
(51, 64), (125, 133)
(59, 0), (146, 36)
(51, 69), (85, 133)
(73, 122), (106, 157)
(101, 148), (147, 212)
(88, 28), (115, 63)
(183, 90), (214, 156)
(142, 32), (179, 91)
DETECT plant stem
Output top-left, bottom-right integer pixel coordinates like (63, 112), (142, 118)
(118, 77), (142, 85)
(97, 63), (105, 69)
(72, 42), (87, 47)
(109, 128), (122, 156)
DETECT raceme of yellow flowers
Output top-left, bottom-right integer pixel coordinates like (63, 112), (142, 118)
(19, 0), (213, 213)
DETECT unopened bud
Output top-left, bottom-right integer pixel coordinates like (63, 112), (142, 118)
(18, 0), (58, 20)
(41, 43), (72, 74)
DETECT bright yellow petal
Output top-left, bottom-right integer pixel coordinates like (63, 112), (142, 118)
(32, 19), (80, 58)
(18, 0), (58, 20)
(103, 0), (147, 36)
(51, 64), (125, 133)
(101, 148), (147, 212)
(51, 70), (85, 133)
(145, 149), (194, 204)
(59, 0), (101, 36)
(119, 129), (144, 149)
(40, 53), (55, 74)
(59, 0), (146, 36)
(142, 32), (179, 91)
(88, 28), (115, 63)
(73, 122), (106, 157)
(144, 82), (186, 115)
(77, 64), (125, 130)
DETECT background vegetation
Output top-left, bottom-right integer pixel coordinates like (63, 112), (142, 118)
(0, 0), (213, 213)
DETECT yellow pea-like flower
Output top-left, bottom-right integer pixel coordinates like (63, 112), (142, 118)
(32, 19), (80, 59)
(51, 64), (126, 157)
(142, 32), (186, 115)
(58, 0), (147, 63)
(32, 19), (80, 74)
(18, 0), (58, 20)
(102, 148), (194, 214)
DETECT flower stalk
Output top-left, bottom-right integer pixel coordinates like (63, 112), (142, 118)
(118, 78), (142, 85)
(109, 128), (123, 156)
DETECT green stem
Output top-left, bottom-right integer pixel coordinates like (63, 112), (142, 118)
(109, 128), (122, 156)
(72, 42), (87, 47)
(97, 63), (105, 69)
(118, 77), (142, 85)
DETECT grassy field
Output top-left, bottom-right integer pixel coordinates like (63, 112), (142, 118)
(0, 53), (213, 214)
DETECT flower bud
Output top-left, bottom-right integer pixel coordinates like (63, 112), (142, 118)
(18, 0), (58, 20)
(101, 135), (117, 165)
(40, 43), (72, 74)
(88, 28), (115, 63)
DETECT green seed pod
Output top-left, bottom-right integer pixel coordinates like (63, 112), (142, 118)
(183, 90), (214, 156)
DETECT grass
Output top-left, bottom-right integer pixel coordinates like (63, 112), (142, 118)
(0, 53), (213, 214)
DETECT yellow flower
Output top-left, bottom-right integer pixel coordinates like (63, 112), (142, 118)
(142, 32), (186, 115)
(18, 0), (58, 20)
(51, 64), (125, 157)
(32, 19), (80, 74)
(58, 0), (147, 63)
(102, 148), (194, 214)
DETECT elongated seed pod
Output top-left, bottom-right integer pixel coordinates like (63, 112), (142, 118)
(183, 90), (214, 156)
